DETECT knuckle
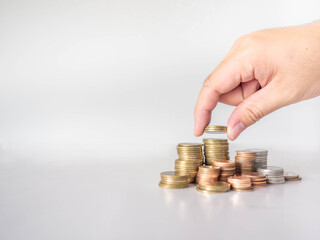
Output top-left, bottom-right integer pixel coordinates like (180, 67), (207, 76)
(243, 103), (264, 124)
(203, 60), (230, 89)
(234, 32), (261, 48)
(203, 76), (212, 88)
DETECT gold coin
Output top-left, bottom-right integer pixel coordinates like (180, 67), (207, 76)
(159, 182), (188, 189)
(204, 125), (227, 134)
(177, 143), (203, 147)
(196, 186), (227, 194)
(160, 171), (189, 180)
(198, 182), (230, 191)
(161, 179), (189, 184)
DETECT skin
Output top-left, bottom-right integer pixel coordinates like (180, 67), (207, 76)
(194, 21), (320, 140)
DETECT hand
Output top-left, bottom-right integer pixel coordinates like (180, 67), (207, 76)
(194, 21), (320, 140)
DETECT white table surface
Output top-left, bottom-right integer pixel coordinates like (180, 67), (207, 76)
(0, 153), (319, 240)
(1, 1), (320, 239)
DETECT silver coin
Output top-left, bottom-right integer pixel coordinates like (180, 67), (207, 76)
(258, 166), (283, 172)
(284, 172), (299, 178)
(267, 177), (285, 184)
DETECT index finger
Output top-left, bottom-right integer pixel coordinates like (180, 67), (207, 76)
(194, 60), (254, 136)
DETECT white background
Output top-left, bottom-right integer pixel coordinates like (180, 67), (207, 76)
(0, 1), (320, 240)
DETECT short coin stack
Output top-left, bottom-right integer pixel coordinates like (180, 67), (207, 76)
(227, 176), (253, 192)
(204, 125), (227, 134)
(175, 143), (204, 183)
(284, 172), (302, 181)
(242, 172), (267, 188)
(212, 161), (235, 181)
(258, 166), (285, 184)
(196, 181), (230, 194)
(196, 166), (220, 185)
(203, 138), (230, 165)
(243, 149), (268, 171)
(235, 150), (256, 175)
(159, 171), (189, 189)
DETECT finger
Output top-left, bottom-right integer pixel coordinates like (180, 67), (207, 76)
(194, 61), (255, 136)
(241, 79), (261, 98)
(219, 86), (243, 106)
(227, 82), (285, 140)
(219, 79), (260, 106)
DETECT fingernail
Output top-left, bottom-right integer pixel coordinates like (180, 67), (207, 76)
(228, 122), (246, 140)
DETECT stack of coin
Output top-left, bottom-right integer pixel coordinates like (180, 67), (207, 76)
(203, 138), (230, 165)
(242, 149), (268, 171)
(258, 166), (285, 184)
(196, 166), (220, 185)
(235, 150), (256, 175)
(175, 143), (204, 183)
(159, 171), (189, 189)
(212, 161), (235, 181)
(196, 181), (230, 194)
(284, 172), (302, 181)
(204, 125), (227, 134)
(242, 172), (267, 188)
(227, 176), (253, 192)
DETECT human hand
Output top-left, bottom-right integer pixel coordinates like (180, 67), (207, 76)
(194, 21), (320, 140)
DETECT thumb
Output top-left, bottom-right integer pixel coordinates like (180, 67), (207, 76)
(227, 84), (285, 140)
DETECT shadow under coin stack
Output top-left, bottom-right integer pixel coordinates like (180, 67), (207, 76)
(258, 166), (285, 184)
(175, 143), (204, 183)
(242, 172), (267, 188)
(196, 181), (230, 194)
(235, 150), (256, 175)
(196, 166), (220, 185)
(227, 176), (253, 192)
(159, 171), (189, 189)
(212, 161), (235, 182)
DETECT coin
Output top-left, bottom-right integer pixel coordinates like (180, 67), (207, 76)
(204, 125), (227, 134)
(159, 182), (189, 189)
(175, 143), (204, 183)
(161, 171), (189, 180)
(196, 166), (221, 185)
(235, 150), (257, 175)
(285, 177), (302, 181)
(267, 178), (285, 184)
(198, 181), (230, 191)
(232, 186), (254, 192)
(196, 186), (227, 194)
(211, 161), (235, 181)
(227, 176), (253, 191)
(203, 138), (230, 166)
(241, 149), (268, 171)
(284, 172), (301, 181)
(159, 171), (190, 188)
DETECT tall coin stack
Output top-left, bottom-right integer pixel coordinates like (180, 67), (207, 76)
(203, 138), (230, 165)
(243, 149), (268, 171)
(175, 143), (204, 183)
(235, 150), (256, 175)
(258, 166), (285, 184)
(203, 125), (229, 165)
(212, 161), (235, 182)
